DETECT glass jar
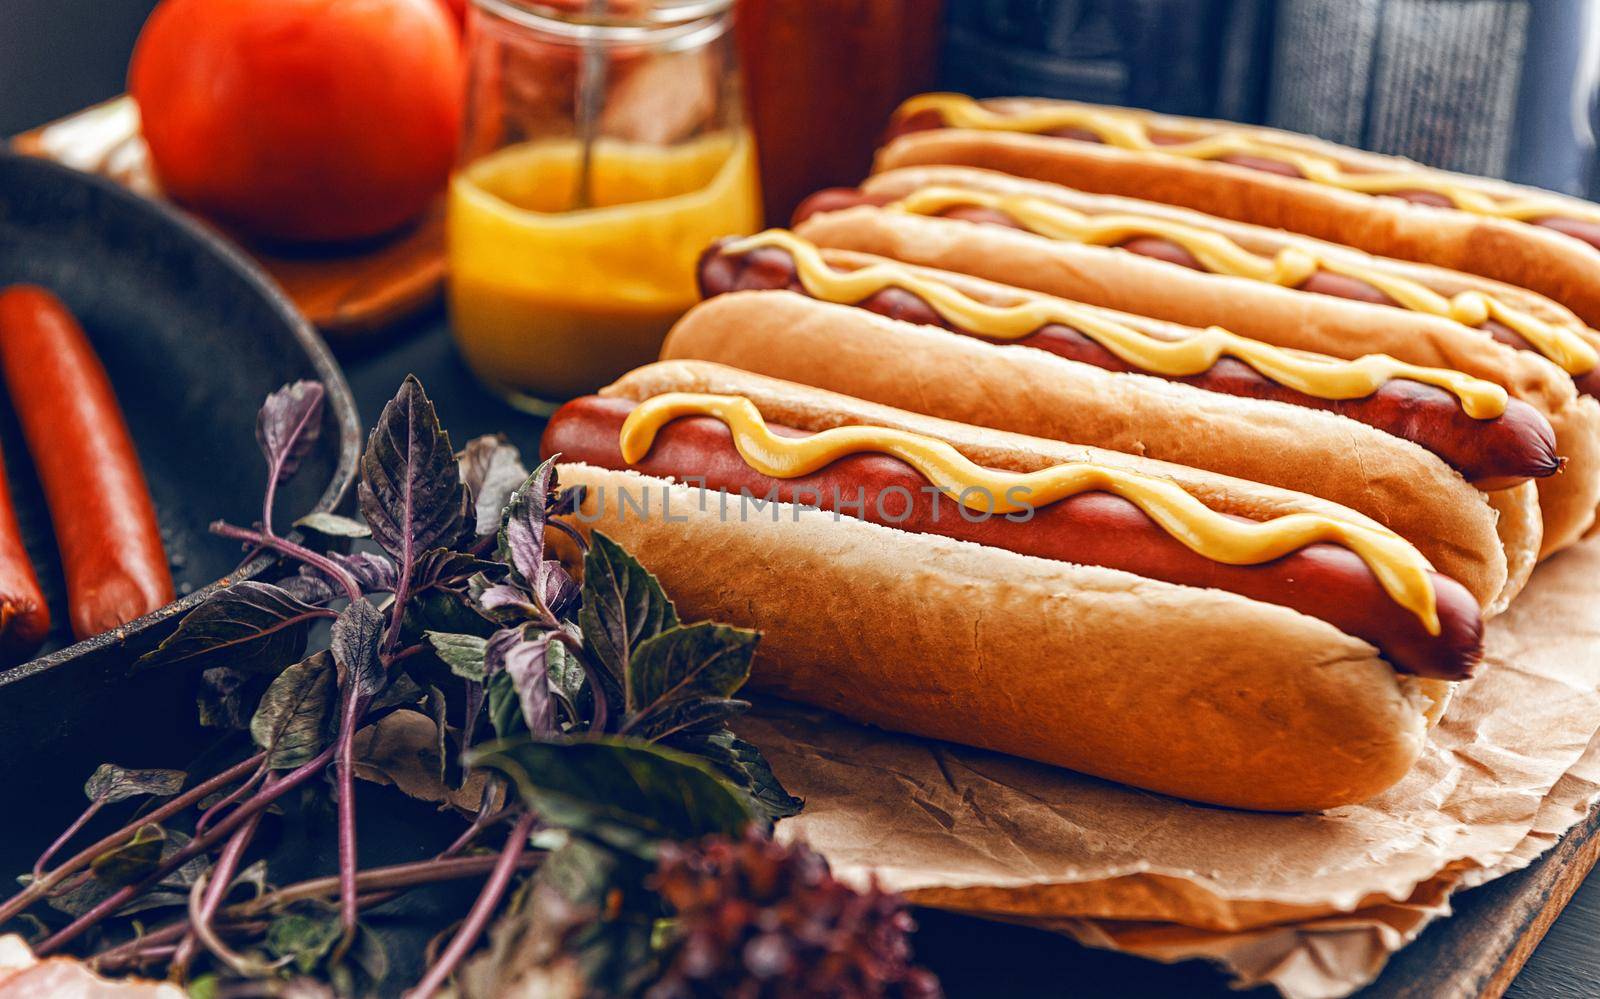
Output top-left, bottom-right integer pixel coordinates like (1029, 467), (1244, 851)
(450, 0), (760, 413)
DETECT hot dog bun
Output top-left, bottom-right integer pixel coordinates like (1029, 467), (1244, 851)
(875, 103), (1600, 330)
(792, 207), (1600, 556)
(658, 292), (1542, 612)
(550, 363), (1453, 811)
(856, 164), (1600, 352)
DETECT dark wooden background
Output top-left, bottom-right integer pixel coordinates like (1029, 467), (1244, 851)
(4, 0), (1599, 993)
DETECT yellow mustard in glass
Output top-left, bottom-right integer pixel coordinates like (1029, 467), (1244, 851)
(451, 0), (760, 413)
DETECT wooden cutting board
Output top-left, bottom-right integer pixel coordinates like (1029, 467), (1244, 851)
(10, 96), (446, 336)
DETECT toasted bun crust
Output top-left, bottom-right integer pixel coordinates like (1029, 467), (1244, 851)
(859, 164), (1597, 340)
(1486, 483), (1541, 617)
(792, 208), (1600, 556)
(555, 461), (1438, 811)
(874, 126), (1600, 331)
(660, 292), (1523, 608)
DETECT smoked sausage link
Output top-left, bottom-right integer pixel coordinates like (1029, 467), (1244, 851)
(697, 241), (1561, 489)
(542, 395), (1483, 681)
(0, 286), (174, 640)
(791, 189), (1600, 400)
(0, 441), (49, 660)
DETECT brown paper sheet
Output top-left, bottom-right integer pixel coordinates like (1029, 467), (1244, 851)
(742, 537), (1600, 997)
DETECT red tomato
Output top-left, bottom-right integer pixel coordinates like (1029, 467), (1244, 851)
(130, 0), (463, 244)
(438, 0), (468, 31)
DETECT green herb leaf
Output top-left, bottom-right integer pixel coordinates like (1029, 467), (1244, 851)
(333, 598), (386, 699)
(266, 911), (343, 974)
(424, 684), (451, 785)
(404, 587), (498, 643)
(89, 824), (167, 887)
(137, 581), (322, 673)
(357, 375), (470, 570)
(251, 651), (338, 769)
(425, 631), (489, 681)
(371, 669), (424, 712)
(667, 730), (802, 822)
(456, 838), (655, 999)
(470, 736), (756, 855)
(83, 764), (186, 805)
(487, 670), (523, 741)
(547, 631), (587, 723)
(624, 623), (758, 738)
(578, 533), (677, 695)
(459, 434), (530, 537)
(187, 973), (222, 999)
(293, 511), (371, 538)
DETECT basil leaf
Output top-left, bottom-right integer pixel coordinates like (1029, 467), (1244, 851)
(503, 632), (558, 737)
(251, 651), (337, 769)
(486, 670), (523, 742)
(412, 548), (497, 592)
(667, 729), (802, 823)
(547, 632), (586, 716)
(357, 375), (469, 571)
(138, 581), (322, 673)
(334, 552), (400, 593)
(455, 838), (654, 999)
(623, 622), (757, 734)
(84, 764), (186, 805)
(578, 533), (677, 694)
(497, 457), (558, 584)
(293, 512), (371, 538)
(425, 631), (489, 682)
(89, 824), (167, 887)
(333, 598), (386, 699)
(459, 434), (529, 537)
(197, 667), (256, 730)
(266, 912), (343, 975)
(470, 736), (757, 855)
(279, 572), (336, 605)
(256, 380), (325, 488)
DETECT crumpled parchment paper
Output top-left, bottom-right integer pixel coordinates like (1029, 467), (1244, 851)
(739, 537), (1600, 997)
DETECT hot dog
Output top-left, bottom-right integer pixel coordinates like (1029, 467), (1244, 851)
(540, 362), (1461, 811)
(876, 93), (1600, 332)
(0, 443), (49, 660)
(657, 294), (1543, 616)
(698, 234), (1559, 492)
(777, 211), (1600, 556)
(0, 287), (174, 641)
(795, 165), (1600, 402)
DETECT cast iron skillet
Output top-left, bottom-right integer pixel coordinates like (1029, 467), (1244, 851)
(0, 150), (360, 811)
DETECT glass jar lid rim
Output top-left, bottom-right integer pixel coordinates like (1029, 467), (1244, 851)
(470, 0), (733, 27)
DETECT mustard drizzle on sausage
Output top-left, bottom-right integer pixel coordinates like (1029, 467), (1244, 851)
(888, 185), (1600, 376)
(725, 229), (1511, 418)
(619, 391), (1443, 633)
(897, 92), (1600, 227)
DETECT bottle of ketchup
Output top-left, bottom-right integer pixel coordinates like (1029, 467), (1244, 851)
(736, 0), (944, 225)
